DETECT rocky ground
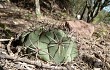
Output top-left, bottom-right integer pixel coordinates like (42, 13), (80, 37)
(0, 2), (110, 70)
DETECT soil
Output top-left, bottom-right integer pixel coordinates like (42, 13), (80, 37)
(0, 2), (110, 70)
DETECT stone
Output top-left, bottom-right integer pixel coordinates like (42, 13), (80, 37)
(65, 20), (94, 38)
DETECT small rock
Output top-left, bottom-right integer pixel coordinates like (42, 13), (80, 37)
(0, 4), (4, 8)
(65, 20), (94, 38)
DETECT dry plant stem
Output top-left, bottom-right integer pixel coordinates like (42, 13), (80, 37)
(7, 37), (14, 56)
(0, 53), (67, 70)
(0, 39), (11, 41)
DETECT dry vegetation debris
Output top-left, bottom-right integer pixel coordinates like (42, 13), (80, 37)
(0, 2), (110, 70)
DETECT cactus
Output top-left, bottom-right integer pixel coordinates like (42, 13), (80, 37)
(21, 28), (78, 64)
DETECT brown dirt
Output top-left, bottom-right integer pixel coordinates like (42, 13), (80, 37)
(0, 2), (110, 70)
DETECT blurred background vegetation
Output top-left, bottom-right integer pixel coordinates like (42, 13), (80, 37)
(0, 0), (110, 23)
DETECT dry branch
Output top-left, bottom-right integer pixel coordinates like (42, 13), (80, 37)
(0, 39), (11, 41)
(6, 37), (14, 56)
(0, 52), (67, 70)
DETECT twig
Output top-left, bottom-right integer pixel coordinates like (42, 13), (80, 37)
(0, 39), (11, 41)
(0, 53), (67, 70)
(7, 37), (14, 56)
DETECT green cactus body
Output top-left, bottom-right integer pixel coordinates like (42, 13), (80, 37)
(21, 28), (78, 64)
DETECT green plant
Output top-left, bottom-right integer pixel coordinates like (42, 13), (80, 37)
(21, 28), (78, 64)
